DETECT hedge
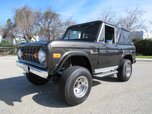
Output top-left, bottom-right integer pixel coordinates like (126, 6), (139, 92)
(0, 39), (17, 55)
(133, 39), (152, 56)
(0, 39), (12, 47)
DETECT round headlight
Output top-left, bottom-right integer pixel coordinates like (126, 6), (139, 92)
(18, 49), (22, 58)
(38, 50), (46, 63)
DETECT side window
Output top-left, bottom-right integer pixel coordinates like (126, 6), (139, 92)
(105, 25), (115, 44)
(69, 30), (81, 39)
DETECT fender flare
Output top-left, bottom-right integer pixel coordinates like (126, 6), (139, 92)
(51, 51), (93, 75)
(120, 53), (134, 65)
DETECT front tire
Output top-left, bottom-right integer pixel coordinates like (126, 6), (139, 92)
(26, 72), (49, 85)
(117, 59), (132, 82)
(58, 66), (92, 106)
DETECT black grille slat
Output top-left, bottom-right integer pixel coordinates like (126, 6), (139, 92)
(21, 46), (41, 63)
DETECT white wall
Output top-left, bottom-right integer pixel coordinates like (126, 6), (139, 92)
(0, 35), (2, 43)
(143, 32), (152, 39)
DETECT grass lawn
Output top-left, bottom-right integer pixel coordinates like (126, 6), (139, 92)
(136, 56), (152, 59)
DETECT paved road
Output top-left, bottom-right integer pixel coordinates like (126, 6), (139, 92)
(0, 56), (152, 114)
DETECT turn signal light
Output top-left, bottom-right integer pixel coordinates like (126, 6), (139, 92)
(34, 53), (38, 59)
(53, 53), (61, 58)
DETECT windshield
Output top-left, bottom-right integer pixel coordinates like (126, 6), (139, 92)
(62, 22), (101, 42)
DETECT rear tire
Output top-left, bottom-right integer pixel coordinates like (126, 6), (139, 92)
(117, 59), (132, 82)
(26, 72), (49, 85)
(58, 66), (92, 106)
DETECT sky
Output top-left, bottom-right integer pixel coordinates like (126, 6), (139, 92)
(0, 0), (152, 29)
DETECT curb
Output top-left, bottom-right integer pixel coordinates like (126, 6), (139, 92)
(136, 58), (152, 62)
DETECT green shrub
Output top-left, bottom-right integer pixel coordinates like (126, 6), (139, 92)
(0, 46), (17, 55)
(0, 39), (16, 55)
(0, 39), (12, 47)
(134, 39), (152, 56)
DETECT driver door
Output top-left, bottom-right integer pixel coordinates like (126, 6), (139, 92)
(98, 24), (120, 69)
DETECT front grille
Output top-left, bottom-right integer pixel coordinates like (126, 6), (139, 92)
(21, 46), (41, 63)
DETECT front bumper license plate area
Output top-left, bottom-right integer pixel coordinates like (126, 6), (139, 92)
(16, 61), (48, 79)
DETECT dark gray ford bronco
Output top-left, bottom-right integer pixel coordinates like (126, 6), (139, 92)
(17, 20), (136, 105)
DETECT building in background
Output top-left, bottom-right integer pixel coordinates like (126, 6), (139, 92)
(131, 31), (144, 40)
(131, 31), (152, 40)
(12, 34), (42, 45)
(143, 32), (152, 39)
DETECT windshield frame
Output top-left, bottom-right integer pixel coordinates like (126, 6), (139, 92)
(62, 21), (102, 42)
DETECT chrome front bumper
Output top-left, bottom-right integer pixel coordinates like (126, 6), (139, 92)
(16, 61), (48, 79)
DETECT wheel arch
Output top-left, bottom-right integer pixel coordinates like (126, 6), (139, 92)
(123, 54), (133, 64)
(52, 51), (93, 75)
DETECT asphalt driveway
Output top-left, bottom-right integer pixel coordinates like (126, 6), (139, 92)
(0, 56), (152, 114)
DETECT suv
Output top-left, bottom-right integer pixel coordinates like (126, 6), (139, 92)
(17, 20), (136, 106)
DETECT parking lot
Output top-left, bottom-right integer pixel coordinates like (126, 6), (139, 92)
(0, 56), (152, 114)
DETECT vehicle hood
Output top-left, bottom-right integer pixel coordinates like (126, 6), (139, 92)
(19, 41), (50, 47)
(48, 40), (98, 49)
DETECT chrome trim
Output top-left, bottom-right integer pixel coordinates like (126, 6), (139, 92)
(97, 23), (104, 42)
(125, 63), (132, 77)
(104, 23), (117, 43)
(94, 70), (118, 77)
(97, 22), (117, 43)
(95, 65), (118, 74)
(16, 61), (48, 79)
(73, 76), (88, 98)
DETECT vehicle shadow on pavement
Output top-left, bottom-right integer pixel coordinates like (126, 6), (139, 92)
(92, 80), (101, 87)
(0, 75), (119, 108)
(0, 75), (69, 108)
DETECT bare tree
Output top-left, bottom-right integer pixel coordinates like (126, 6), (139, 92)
(100, 8), (116, 24)
(14, 6), (75, 41)
(35, 9), (63, 40)
(14, 6), (37, 42)
(118, 8), (145, 31)
(60, 18), (75, 38)
(62, 18), (75, 30)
